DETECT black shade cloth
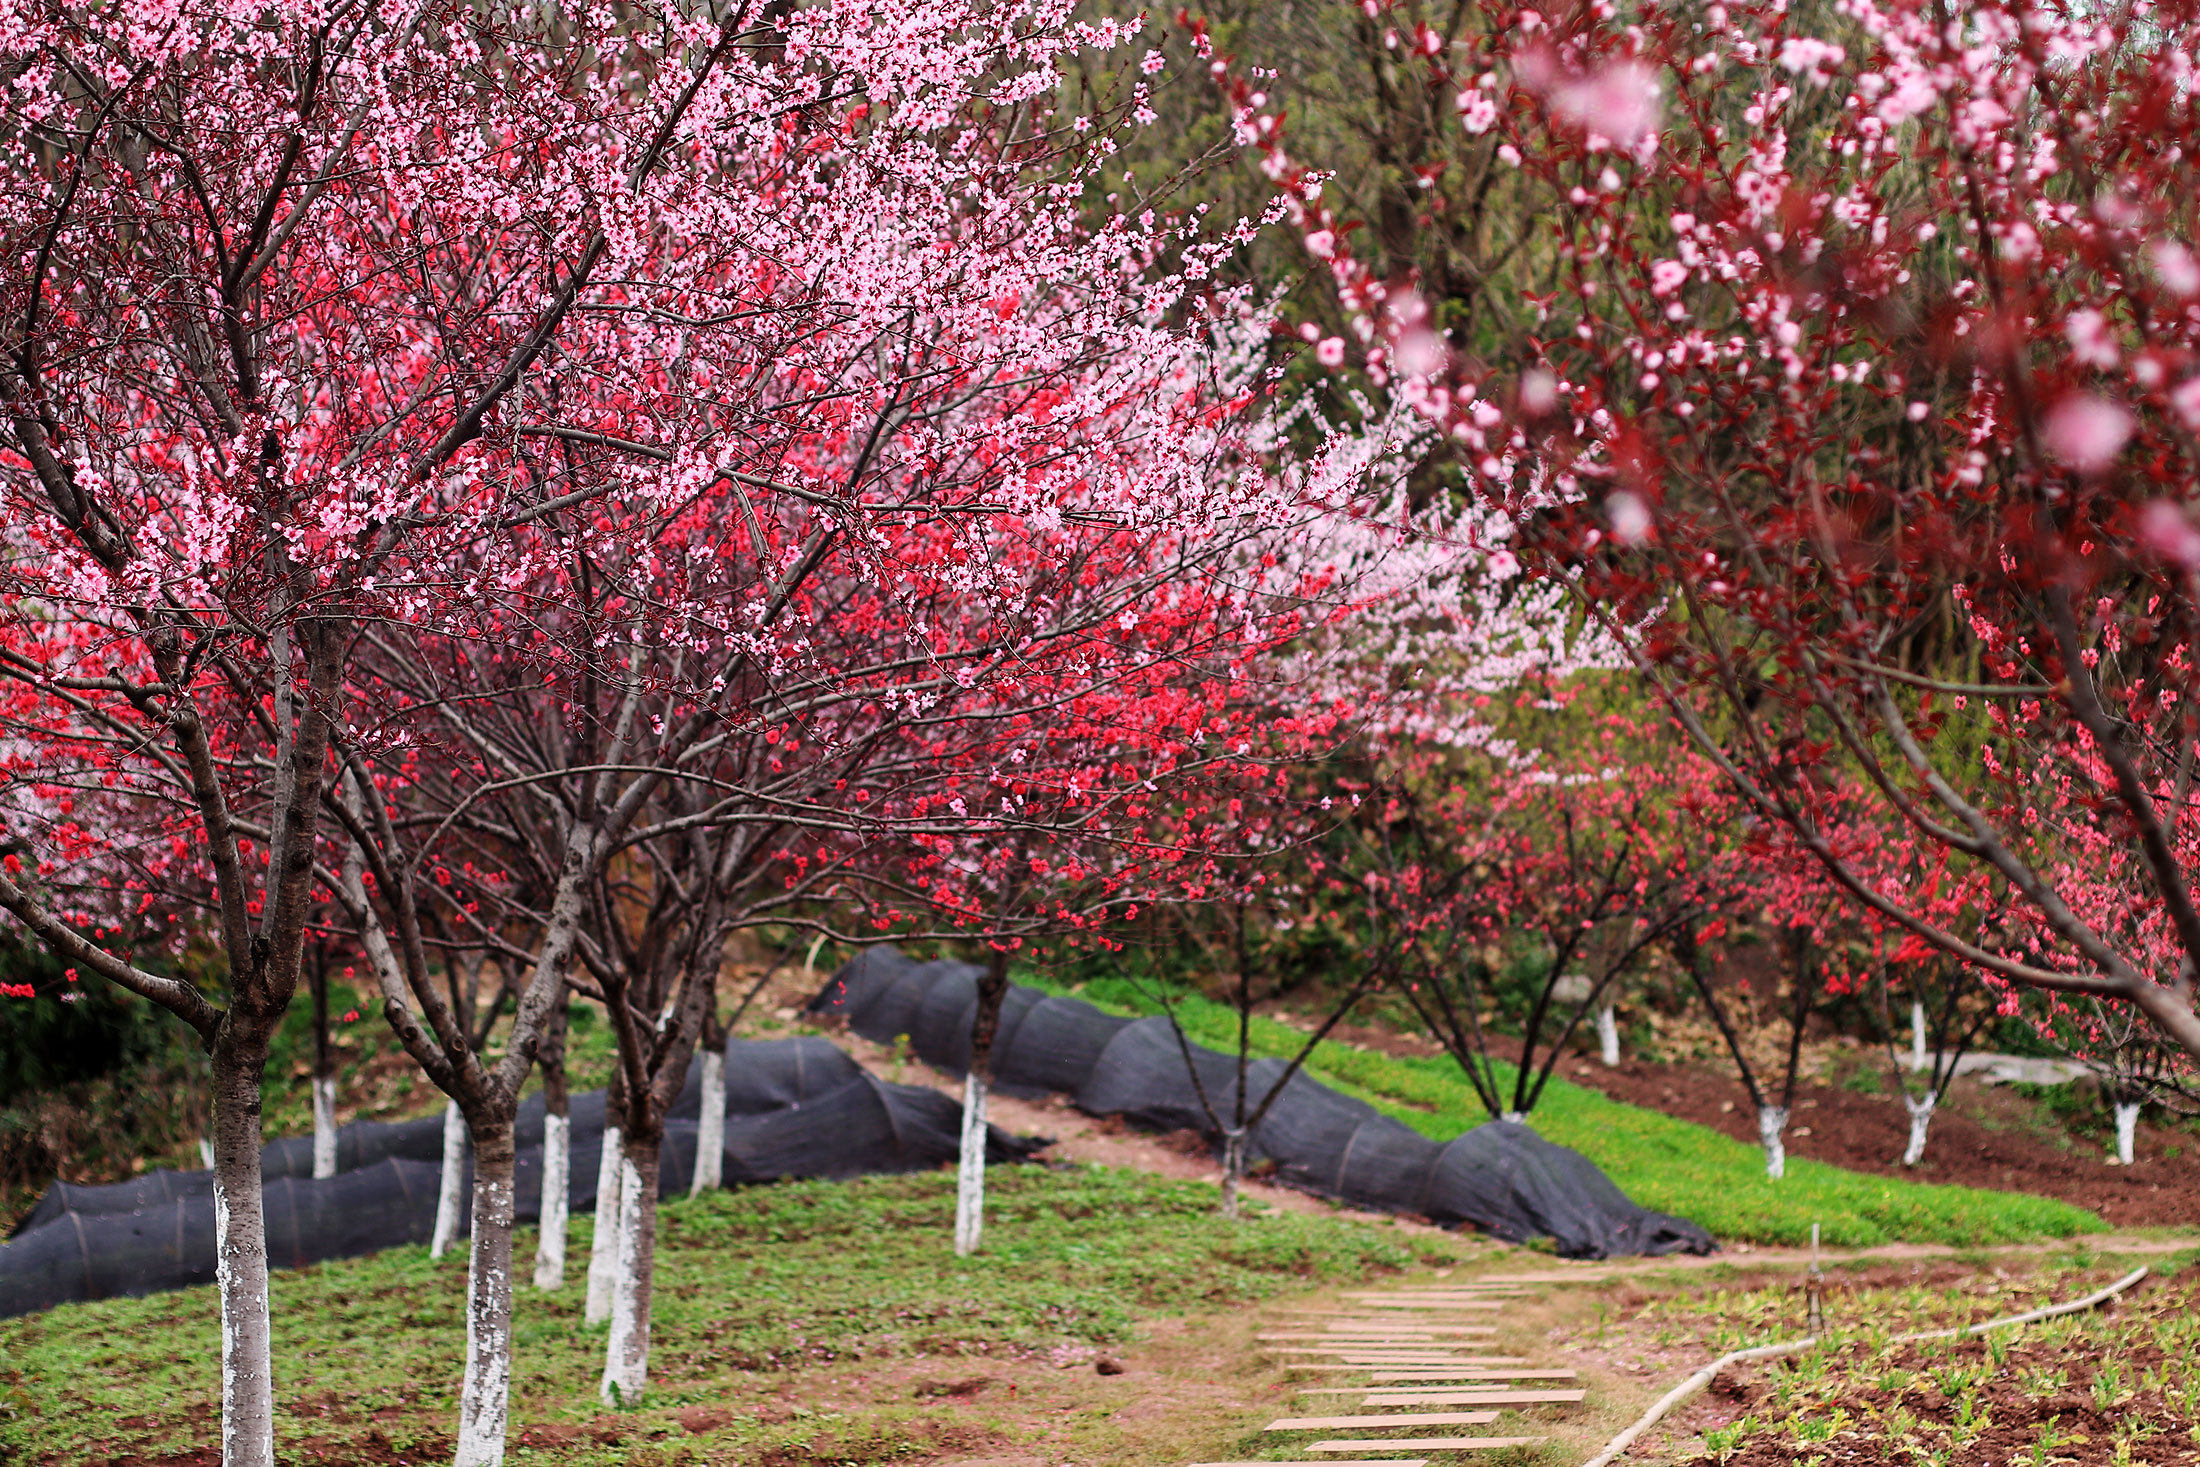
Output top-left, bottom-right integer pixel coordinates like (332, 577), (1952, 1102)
(1, 1034), (1043, 1318)
(809, 945), (1714, 1259)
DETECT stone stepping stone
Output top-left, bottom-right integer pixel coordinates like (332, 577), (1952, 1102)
(1361, 1390), (1586, 1407)
(1258, 1336), (1497, 1345)
(1366, 1369), (1577, 1382)
(1306, 1439), (1542, 1453)
(1277, 1359), (1526, 1371)
(1267, 1412), (1501, 1430)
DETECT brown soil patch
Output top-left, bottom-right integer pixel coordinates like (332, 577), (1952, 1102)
(1665, 1272), (2200, 1466)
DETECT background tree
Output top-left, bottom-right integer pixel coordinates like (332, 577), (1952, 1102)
(1254, 0), (2200, 1062)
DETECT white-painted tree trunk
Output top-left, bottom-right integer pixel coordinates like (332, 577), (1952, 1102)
(1900, 1092), (1936, 1166)
(688, 1050), (725, 1198)
(453, 1122), (517, 1467)
(1758, 1104), (1789, 1179)
(431, 1099), (467, 1259)
(199, 1135), (216, 1171)
(1596, 1005), (1620, 1067)
(2115, 1100), (2141, 1165)
(1219, 1129), (1248, 1220)
(953, 1069), (989, 1257)
(310, 1073), (338, 1180)
(1910, 1001), (1928, 1071)
(584, 1124), (623, 1324)
(533, 1112), (569, 1290)
(210, 1050), (276, 1467)
(599, 1148), (659, 1405)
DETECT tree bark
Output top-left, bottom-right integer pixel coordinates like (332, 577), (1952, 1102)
(600, 1137), (661, 1406)
(1757, 1104), (1789, 1179)
(2114, 1098), (2141, 1165)
(432, 1099), (467, 1259)
(688, 1047), (725, 1198)
(1900, 1092), (1935, 1167)
(310, 955), (338, 1179)
(954, 949), (1011, 1257)
(209, 1034), (276, 1467)
(585, 1071), (627, 1323)
(1911, 999), (1928, 1071)
(1219, 1128), (1248, 1220)
(954, 1068), (990, 1255)
(311, 1074), (338, 1180)
(1595, 1004), (1620, 1067)
(454, 1116), (516, 1467)
(534, 995), (571, 1290)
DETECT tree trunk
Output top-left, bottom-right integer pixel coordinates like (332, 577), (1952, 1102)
(454, 1117), (517, 1467)
(585, 1065), (626, 1323)
(585, 1122), (624, 1323)
(533, 992), (571, 1290)
(310, 956), (338, 1179)
(2115, 1099), (2141, 1165)
(1595, 1005), (1620, 1067)
(432, 1098), (467, 1259)
(1900, 1092), (1935, 1167)
(209, 1035), (276, 1467)
(600, 1136), (662, 1406)
(688, 1047), (725, 1198)
(535, 1112), (570, 1291)
(954, 949), (1011, 1258)
(310, 1074), (338, 1180)
(953, 1068), (989, 1256)
(1757, 1104), (1789, 1179)
(1910, 1000), (1928, 1071)
(1219, 1128), (1247, 1220)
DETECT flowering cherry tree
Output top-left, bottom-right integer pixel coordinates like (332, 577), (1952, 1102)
(1221, 0), (2200, 1064)
(0, 0), (1278, 1460)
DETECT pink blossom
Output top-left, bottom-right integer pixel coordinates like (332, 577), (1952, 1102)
(1551, 62), (1661, 146)
(2063, 308), (2119, 370)
(1520, 369), (1559, 415)
(2171, 377), (2200, 431)
(1650, 260), (1689, 296)
(2151, 239), (2200, 298)
(1776, 36), (1847, 86)
(1608, 491), (1652, 545)
(2138, 501), (2200, 571)
(1316, 337), (1346, 367)
(2041, 395), (2132, 473)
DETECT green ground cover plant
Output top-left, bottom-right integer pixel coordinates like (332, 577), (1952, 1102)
(1618, 1252), (2200, 1467)
(1034, 973), (2107, 1248)
(0, 1164), (1453, 1467)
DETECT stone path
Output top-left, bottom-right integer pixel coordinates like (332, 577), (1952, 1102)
(1187, 1274), (1590, 1465)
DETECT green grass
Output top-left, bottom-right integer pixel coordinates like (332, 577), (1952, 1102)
(1031, 973), (2108, 1249)
(0, 1164), (1452, 1466)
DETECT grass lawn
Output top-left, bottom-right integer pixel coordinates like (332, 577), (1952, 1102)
(1037, 974), (2108, 1248)
(0, 1164), (1466, 1467)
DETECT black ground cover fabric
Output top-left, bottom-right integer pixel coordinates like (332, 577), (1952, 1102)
(809, 945), (1714, 1259)
(0, 1035), (1041, 1318)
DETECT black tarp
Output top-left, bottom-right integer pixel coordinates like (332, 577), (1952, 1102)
(809, 945), (1714, 1259)
(0, 1035), (1044, 1318)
